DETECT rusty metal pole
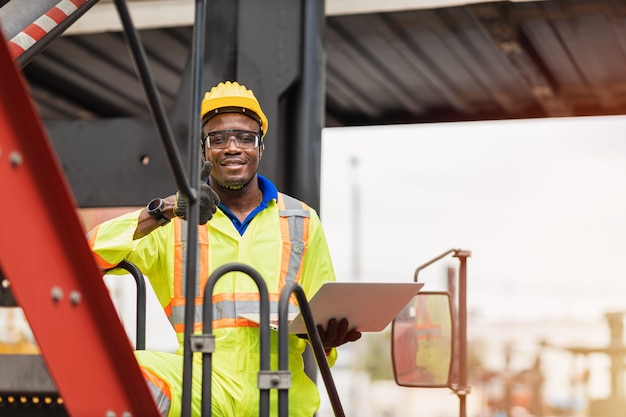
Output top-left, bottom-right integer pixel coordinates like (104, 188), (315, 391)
(454, 250), (471, 417)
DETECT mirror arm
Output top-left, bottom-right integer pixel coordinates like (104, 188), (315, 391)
(412, 248), (472, 417)
(413, 249), (461, 282)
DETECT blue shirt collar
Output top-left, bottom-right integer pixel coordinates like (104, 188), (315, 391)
(217, 174), (277, 235)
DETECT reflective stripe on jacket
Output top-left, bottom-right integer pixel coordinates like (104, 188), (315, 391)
(166, 193), (310, 333)
(88, 191), (336, 349)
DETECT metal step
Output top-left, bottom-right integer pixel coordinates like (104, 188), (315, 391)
(0, 354), (68, 416)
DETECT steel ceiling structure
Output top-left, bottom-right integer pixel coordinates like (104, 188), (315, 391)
(23, 0), (626, 124)
(326, 0), (626, 126)
(3, 0), (626, 207)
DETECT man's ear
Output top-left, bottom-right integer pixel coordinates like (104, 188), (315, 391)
(200, 138), (206, 161)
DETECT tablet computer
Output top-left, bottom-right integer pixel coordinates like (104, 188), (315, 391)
(240, 281), (424, 334)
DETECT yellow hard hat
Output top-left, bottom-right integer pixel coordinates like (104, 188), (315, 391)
(201, 81), (269, 137)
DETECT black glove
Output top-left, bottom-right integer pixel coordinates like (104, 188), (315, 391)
(317, 318), (362, 352)
(174, 161), (220, 224)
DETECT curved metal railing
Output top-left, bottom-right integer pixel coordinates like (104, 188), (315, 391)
(192, 262), (345, 417)
(106, 260), (147, 351)
(278, 281), (345, 417)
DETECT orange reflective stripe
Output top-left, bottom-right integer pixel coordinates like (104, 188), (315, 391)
(170, 297), (203, 307)
(277, 193), (310, 286)
(173, 218), (184, 298)
(212, 292), (263, 303)
(86, 224), (100, 248)
(172, 318), (259, 333)
(87, 225), (118, 269)
(92, 251), (117, 270)
(141, 367), (172, 402)
(198, 225), (209, 297)
(173, 220), (209, 299)
(212, 317), (259, 329)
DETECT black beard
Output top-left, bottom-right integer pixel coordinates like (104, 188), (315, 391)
(211, 175), (254, 191)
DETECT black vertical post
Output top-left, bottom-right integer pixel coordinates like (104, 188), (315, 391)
(295, 0), (326, 388)
(180, 1), (205, 416)
(294, 0), (325, 207)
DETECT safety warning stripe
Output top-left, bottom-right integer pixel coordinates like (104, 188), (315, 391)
(7, 0), (88, 59)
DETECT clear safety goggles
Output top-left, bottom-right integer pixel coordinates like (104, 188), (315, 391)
(203, 129), (260, 149)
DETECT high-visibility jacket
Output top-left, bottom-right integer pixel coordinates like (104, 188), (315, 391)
(88, 191), (337, 417)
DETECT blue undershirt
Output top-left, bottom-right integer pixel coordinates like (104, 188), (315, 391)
(216, 174), (278, 235)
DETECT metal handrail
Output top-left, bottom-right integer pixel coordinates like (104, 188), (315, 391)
(106, 260), (147, 351)
(194, 263), (345, 417)
(278, 281), (345, 417)
(198, 263), (272, 417)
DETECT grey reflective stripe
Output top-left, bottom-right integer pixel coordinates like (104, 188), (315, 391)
(145, 377), (171, 416)
(279, 193), (310, 284)
(169, 195), (309, 327)
(170, 300), (299, 325)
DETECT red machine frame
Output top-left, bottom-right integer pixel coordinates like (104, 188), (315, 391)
(0, 27), (160, 416)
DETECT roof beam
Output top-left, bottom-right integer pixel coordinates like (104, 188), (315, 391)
(469, 2), (572, 117)
(328, 0), (546, 16)
(64, 0), (547, 35)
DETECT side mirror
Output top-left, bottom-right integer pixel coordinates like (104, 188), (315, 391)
(391, 291), (455, 388)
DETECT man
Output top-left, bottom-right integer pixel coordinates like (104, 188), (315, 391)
(88, 81), (361, 416)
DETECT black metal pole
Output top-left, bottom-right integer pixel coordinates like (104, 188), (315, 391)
(296, 0), (326, 388)
(113, 0), (197, 203)
(277, 283), (294, 416)
(180, 1), (206, 416)
(279, 282), (345, 417)
(294, 0), (325, 207)
(111, 0), (203, 413)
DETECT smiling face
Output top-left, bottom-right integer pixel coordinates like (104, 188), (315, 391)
(202, 113), (263, 190)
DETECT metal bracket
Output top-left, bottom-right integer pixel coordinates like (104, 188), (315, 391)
(257, 370), (292, 390)
(189, 334), (215, 353)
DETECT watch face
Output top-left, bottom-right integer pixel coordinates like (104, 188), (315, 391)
(148, 198), (162, 213)
(147, 198), (170, 226)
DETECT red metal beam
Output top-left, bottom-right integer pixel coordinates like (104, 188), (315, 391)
(6, 0), (90, 60)
(0, 29), (160, 416)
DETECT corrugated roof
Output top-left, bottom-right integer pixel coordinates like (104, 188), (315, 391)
(18, 0), (626, 128)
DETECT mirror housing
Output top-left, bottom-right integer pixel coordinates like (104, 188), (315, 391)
(391, 291), (455, 388)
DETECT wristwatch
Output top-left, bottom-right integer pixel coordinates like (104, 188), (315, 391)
(147, 198), (171, 226)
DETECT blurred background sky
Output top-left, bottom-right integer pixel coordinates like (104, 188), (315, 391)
(317, 114), (626, 414)
(320, 114), (626, 323)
